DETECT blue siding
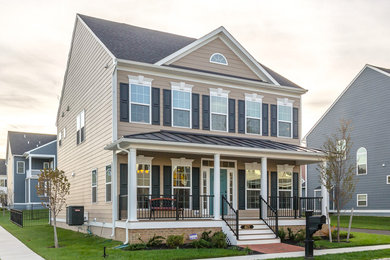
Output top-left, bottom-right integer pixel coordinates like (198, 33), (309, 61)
(307, 67), (390, 213)
(13, 157), (28, 203)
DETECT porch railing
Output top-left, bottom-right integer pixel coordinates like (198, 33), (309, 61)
(119, 194), (214, 220)
(260, 195), (278, 237)
(268, 196), (322, 218)
(222, 195), (239, 239)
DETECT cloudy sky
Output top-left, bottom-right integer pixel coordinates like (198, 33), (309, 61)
(0, 0), (389, 158)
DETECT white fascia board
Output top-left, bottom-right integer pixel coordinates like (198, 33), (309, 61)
(23, 140), (57, 156)
(367, 65), (390, 78)
(115, 220), (222, 229)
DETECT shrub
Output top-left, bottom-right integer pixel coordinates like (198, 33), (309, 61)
(191, 238), (211, 248)
(145, 234), (165, 247)
(201, 230), (212, 242)
(125, 242), (147, 250)
(331, 230), (354, 240)
(166, 234), (184, 248)
(278, 228), (286, 242)
(295, 229), (305, 242)
(211, 231), (227, 248)
(287, 228), (296, 241)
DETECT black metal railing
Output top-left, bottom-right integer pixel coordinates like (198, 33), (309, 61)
(119, 194), (214, 220)
(267, 196), (322, 218)
(10, 209), (23, 227)
(222, 195), (239, 239)
(10, 207), (49, 227)
(260, 195), (278, 237)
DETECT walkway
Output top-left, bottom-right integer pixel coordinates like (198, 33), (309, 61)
(0, 226), (44, 260)
(239, 243), (304, 254)
(340, 227), (390, 236)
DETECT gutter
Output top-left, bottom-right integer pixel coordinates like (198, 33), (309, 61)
(111, 58), (118, 238)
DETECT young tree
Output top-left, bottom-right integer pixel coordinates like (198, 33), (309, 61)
(0, 190), (7, 216)
(318, 119), (357, 242)
(36, 168), (70, 248)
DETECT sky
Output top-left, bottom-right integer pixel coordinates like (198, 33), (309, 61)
(0, 0), (389, 158)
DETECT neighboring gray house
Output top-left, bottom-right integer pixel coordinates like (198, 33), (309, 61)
(0, 159), (7, 205)
(306, 64), (390, 215)
(6, 131), (57, 209)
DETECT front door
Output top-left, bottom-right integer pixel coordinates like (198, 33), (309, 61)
(210, 168), (228, 215)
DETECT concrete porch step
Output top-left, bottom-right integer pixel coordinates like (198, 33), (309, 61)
(239, 220), (265, 225)
(239, 233), (277, 240)
(236, 238), (281, 245)
(239, 229), (274, 235)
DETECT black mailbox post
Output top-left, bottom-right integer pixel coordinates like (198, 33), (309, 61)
(305, 211), (326, 259)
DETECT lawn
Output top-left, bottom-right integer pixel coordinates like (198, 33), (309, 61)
(0, 211), (247, 260)
(314, 232), (390, 249)
(277, 248), (390, 260)
(330, 215), (390, 231)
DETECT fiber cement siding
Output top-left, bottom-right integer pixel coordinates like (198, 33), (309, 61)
(56, 17), (114, 222)
(307, 67), (390, 213)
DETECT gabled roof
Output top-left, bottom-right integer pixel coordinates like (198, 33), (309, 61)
(304, 64), (390, 139)
(77, 14), (302, 89)
(0, 159), (6, 175)
(6, 131), (57, 157)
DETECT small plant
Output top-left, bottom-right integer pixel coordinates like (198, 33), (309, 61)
(191, 238), (211, 248)
(295, 229), (305, 242)
(211, 231), (227, 248)
(144, 234), (165, 247)
(278, 228), (286, 242)
(330, 230), (354, 240)
(201, 230), (212, 242)
(287, 228), (296, 241)
(125, 242), (147, 251)
(166, 234), (184, 248)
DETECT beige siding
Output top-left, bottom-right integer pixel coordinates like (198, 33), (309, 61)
(171, 38), (261, 81)
(56, 17), (114, 222)
(117, 70), (301, 145)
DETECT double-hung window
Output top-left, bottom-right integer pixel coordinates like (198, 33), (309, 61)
(245, 94), (263, 135)
(106, 165), (112, 202)
(172, 158), (193, 209)
(76, 110), (85, 144)
(172, 82), (192, 128)
(245, 162), (261, 209)
(357, 194), (367, 207)
(277, 165), (294, 209)
(43, 162), (50, 170)
(136, 156), (153, 208)
(129, 76), (152, 124)
(92, 169), (97, 203)
(210, 88), (229, 132)
(277, 98), (293, 138)
(0, 179), (6, 187)
(17, 161), (25, 174)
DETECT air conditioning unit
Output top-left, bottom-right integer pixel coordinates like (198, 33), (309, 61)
(66, 206), (84, 226)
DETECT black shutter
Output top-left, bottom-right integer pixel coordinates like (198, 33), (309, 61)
(293, 172), (299, 210)
(271, 104), (277, 137)
(192, 167), (200, 210)
(238, 100), (245, 133)
(238, 169), (246, 210)
(270, 172), (277, 209)
(152, 165), (160, 198)
(192, 93), (200, 129)
(151, 88), (160, 125)
(262, 103), (269, 136)
(293, 108), (299, 139)
(163, 89), (171, 126)
(202, 95), (210, 130)
(228, 99), (236, 133)
(120, 83), (129, 122)
(119, 164), (128, 195)
(163, 166), (172, 197)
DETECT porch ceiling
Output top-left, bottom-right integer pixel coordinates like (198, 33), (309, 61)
(105, 130), (325, 164)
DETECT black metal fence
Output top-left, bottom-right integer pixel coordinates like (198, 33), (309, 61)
(268, 196), (322, 218)
(222, 195), (239, 239)
(10, 208), (49, 227)
(119, 194), (214, 220)
(260, 195), (278, 237)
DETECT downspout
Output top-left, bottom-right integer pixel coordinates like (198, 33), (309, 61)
(110, 58), (118, 238)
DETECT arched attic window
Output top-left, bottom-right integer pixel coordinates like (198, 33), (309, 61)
(210, 53), (228, 65)
(357, 147), (367, 175)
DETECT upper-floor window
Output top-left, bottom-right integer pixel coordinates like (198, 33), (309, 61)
(129, 75), (153, 124)
(58, 131), (62, 146)
(17, 161), (25, 174)
(210, 53), (228, 65)
(210, 88), (229, 132)
(357, 147), (367, 175)
(245, 94), (263, 135)
(277, 98), (293, 138)
(337, 139), (346, 160)
(43, 162), (50, 170)
(172, 82), (192, 128)
(76, 110), (85, 145)
(0, 179), (7, 187)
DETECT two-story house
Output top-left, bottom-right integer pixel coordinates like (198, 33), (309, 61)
(0, 159), (7, 206)
(306, 64), (390, 216)
(56, 14), (324, 245)
(6, 131), (57, 209)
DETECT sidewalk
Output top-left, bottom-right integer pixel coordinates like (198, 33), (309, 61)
(0, 226), (44, 260)
(204, 244), (390, 259)
(340, 227), (390, 236)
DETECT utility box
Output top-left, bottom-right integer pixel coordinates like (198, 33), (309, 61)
(66, 206), (84, 226)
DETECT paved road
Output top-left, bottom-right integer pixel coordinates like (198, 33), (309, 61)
(0, 226), (44, 260)
(340, 227), (390, 235)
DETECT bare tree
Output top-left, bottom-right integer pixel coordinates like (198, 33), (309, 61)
(36, 168), (70, 248)
(0, 190), (7, 216)
(318, 120), (357, 242)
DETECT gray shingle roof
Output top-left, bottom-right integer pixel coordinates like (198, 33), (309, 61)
(0, 159), (5, 175)
(123, 130), (323, 154)
(7, 131), (56, 155)
(78, 14), (302, 89)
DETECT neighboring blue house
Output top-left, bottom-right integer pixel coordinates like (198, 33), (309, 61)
(6, 131), (57, 209)
(306, 64), (390, 215)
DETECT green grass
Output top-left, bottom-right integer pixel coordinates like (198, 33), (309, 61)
(330, 215), (390, 231)
(277, 248), (390, 259)
(0, 211), (247, 260)
(314, 232), (390, 249)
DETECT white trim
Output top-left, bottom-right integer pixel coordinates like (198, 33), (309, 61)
(91, 168), (97, 204)
(128, 76), (153, 125)
(210, 88), (229, 132)
(386, 175), (390, 185)
(304, 64), (389, 139)
(209, 53), (228, 66)
(16, 161), (25, 174)
(277, 99), (293, 138)
(245, 162), (261, 210)
(356, 147), (367, 175)
(136, 156), (153, 196)
(26, 154), (56, 159)
(245, 94), (263, 135)
(116, 220), (222, 229)
(23, 140), (57, 156)
(171, 82), (193, 128)
(357, 193), (368, 207)
(277, 164), (294, 208)
(112, 60), (118, 142)
(105, 164), (112, 203)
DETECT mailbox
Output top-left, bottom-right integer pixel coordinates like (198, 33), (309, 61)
(305, 211), (326, 259)
(307, 215), (326, 237)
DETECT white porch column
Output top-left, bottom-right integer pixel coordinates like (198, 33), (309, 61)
(214, 153), (221, 220)
(321, 161), (328, 216)
(261, 157), (268, 218)
(128, 148), (137, 221)
(28, 155), (32, 203)
(112, 151), (118, 221)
